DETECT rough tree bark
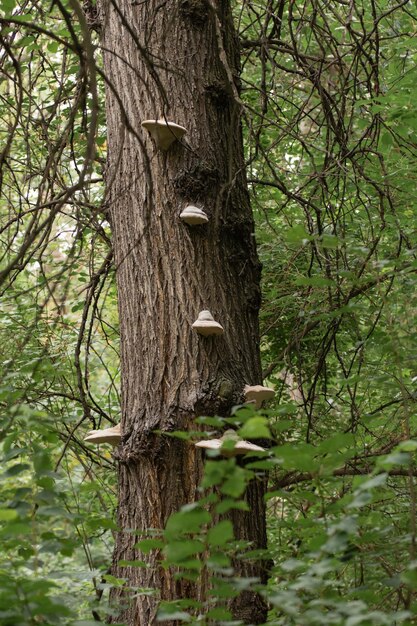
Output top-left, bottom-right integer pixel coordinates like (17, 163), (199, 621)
(101, 1), (268, 624)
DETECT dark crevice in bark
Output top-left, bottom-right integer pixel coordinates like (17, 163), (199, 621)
(179, 0), (210, 26)
(204, 80), (232, 108)
(173, 161), (222, 202)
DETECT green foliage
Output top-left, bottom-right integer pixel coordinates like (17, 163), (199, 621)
(155, 426), (417, 624)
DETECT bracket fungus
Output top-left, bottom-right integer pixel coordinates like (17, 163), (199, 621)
(192, 310), (224, 336)
(195, 429), (265, 457)
(244, 384), (275, 409)
(141, 119), (187, 150)
(180, 205), (209, 225)
(84, 424), (121, 446)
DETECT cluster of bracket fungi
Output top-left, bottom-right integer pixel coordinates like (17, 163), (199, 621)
(84, 120), (275, 455)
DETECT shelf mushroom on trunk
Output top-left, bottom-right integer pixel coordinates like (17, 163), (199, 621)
(141, 119), (187, 151)
(192, 310), (224, 336)
(244, 384), (275, 409)
(84, 424), (121, 446)
(180, 205), (209, 225)
(195, 429), (266, 457)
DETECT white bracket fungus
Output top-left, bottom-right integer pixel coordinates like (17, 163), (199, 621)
(84, 424), (121, 446)
(141, 119), (187, 150)
(192, 310), (224, 336)
(195, 429), (265, 457)
(244, 384), (275, 409)
(180, 205), (209, 225)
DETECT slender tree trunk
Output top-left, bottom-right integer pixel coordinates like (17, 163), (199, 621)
(101, 1), (267, 623)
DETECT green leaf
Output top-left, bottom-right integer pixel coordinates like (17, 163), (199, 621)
(165, 506), (211, 539)
(318, 433), (355, 453)
(102, 574), (126, 587)
(320, 234), (340, 249)
(118, 560), (147, 567)
(215, 499), (249, 514)
(206, 607), (233, 619)
(397, 440), (417, 452)
(3, 463), (30, 476)
(285, 225), (311, 244)
(134, 539), (164, 553)
(0, 509), (18, 521)
(0, 0), (16, 12)
(207, 521), (234, 547)
(221, 465), (248, 498)
(239, 417), (271, 439)
(157, 601), (194, 622)
(165, 539), (204, 564)
(157, 610), (191, 622)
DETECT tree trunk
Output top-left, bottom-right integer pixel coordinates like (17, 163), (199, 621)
(101, 1), (267, 623)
